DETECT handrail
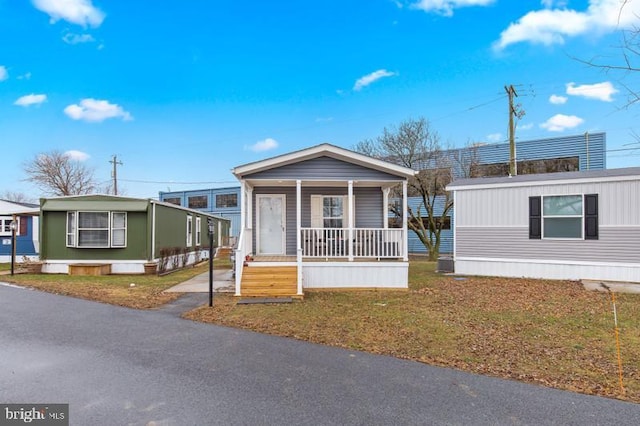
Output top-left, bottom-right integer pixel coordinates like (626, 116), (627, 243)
(234, 228), (252, 295)
(300, 227), (404, 259)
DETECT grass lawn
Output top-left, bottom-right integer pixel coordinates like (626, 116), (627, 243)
(185, 260), (640, 403)
(1, 261), (221, 309)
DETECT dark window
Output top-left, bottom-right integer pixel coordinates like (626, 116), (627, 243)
(188, 196), (208, 209)
(584, 194), (599, 240)
(529, 196), (541, 239)
(216, 193), (238, 208)
(164, 197), (181, 206)
(473, 156), (580, 178)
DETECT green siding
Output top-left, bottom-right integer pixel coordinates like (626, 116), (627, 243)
(41, 210), (149, 261)
(154, 204), (190, 253)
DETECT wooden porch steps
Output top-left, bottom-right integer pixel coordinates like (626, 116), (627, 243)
(240, 265), (301, 299)
(215, 246), (233, 258)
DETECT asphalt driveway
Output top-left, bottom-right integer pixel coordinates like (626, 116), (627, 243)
(1, 282), (638, 425)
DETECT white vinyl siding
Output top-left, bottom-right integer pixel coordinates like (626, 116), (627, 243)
(66, 211), (127, 248)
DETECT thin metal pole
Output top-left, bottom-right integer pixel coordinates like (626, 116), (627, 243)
(209, 221), (214, 307)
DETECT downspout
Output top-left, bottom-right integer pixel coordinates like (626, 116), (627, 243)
(151, 201), (156, 261)
(585, 131), (590, 170)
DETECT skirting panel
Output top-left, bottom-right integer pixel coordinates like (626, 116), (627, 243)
(302, 262), (409, 289)
(42, 261), (147, 275)
(455, 258), (640, 283)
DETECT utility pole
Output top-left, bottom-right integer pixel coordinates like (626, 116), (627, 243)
(505, 85), (518, 176)
(109, 155), (123, 195)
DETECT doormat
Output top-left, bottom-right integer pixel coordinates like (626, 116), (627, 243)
(237, 297), (293, 304)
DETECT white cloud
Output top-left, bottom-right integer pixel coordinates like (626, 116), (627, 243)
(64, 98), (133, 122)
(0, 66), (8, 81)
(541, 0), (567, 8)
(17, 72), (32, 80)
(63, 32), (95, 44)
(64, 150), (90, 161)
(409, 0), (494, 17)
(315, 117), (334, 123)
(549, 94), (568, 104)
(32, 0), (105, 27)
(14, 94), (47, 107)
(518, 123), (534, 131)
(486, 133), (502, 142)
(247, 138), (279, 152)
(353, 69), (396, 91)
(494, 0), (640, 50)
(540, 114), (584, 132)
(566, 81), (618, 102)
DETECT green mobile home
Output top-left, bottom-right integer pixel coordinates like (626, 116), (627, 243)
(39, 195), (230, 274)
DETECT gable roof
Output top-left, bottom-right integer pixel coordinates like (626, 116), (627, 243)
(232, 143), (417, 179)
(448, 167), (640, 191)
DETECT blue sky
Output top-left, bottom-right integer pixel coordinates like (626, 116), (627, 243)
(1, 0), (639, 199)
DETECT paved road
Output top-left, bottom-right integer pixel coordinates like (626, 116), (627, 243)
(1, 283), (638, 425)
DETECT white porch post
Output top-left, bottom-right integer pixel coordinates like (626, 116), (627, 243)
(382, 187), (390, 229)
(239, 180), (246, 230)
(348, 180), (354, 261)
(296, 180), (303, 295)
(402, 180), (409, 261)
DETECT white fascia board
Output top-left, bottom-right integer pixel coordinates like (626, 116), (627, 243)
(232, 143), (417, 179)
(448, 174), (640, 192)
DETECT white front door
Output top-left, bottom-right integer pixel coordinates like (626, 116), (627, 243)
(257, 194), (286, 255)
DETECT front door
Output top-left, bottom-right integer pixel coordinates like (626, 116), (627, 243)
(256, 194), (286, 255)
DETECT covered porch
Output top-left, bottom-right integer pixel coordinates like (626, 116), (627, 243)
(233, 177), (410, 297)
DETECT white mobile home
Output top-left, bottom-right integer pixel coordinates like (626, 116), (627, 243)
(447, 167), (640, 283)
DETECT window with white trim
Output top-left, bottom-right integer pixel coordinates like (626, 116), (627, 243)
(186, 215), (193, 246)
(323, 196), (344, 228)
(196, 217), (201, 246)
(0, 216), (17, 236)
(529, 194), (598, 240)
(543, 195), (583, 238)
(66, 211), (127, 248)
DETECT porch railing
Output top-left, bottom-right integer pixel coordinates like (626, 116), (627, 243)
(300, 228), (404, 259)
(234, 228), (252, 295)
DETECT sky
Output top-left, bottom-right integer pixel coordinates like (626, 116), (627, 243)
(1, 0), (639, 200)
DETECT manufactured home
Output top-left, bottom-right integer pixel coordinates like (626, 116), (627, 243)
(0, 199), (40, 262)
(447, 167), (640, 283)
(232, 144), (417, 298)
(39, 195), (230, 274)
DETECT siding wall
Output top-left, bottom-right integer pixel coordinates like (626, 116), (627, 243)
(253, 186), (384, 256)
(245, 156), (401, 181)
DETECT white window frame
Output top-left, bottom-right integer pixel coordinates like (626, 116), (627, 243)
(186, 215), (193, 246)
(195, 217), (202, 246)
(542, 194), (583, 240)
(0, 216), (18, 236)
(66, 211), (127, 248)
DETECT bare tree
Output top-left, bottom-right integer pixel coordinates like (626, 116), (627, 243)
(23, 151), (96, 196)
(355, 118), (478, 260)
(0, 191), (35, 204)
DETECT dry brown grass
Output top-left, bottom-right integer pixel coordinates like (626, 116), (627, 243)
(2, 262), (216, 309)
(185, 260), (640, 403)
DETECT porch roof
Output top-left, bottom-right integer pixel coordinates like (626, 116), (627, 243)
(232, 143), (417, 180)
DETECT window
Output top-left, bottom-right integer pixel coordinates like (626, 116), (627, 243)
(186, 216), (193, 246)
(164, 197), (181, 206)
(188, 196), (208, 209)
(216, 193), (238, 208)
(66, 211), (127, 248)
(111, 212), (127, 247)
(196, 217), (201, 246)
(0, 217), (18, 236)
(529, 194), (598, 240)
(323, 196), (344, 228)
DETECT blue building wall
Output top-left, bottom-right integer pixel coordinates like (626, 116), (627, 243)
(407, 132), (606, 254)
(158, 186), (241, 237)
(0, 216), (38, 261)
